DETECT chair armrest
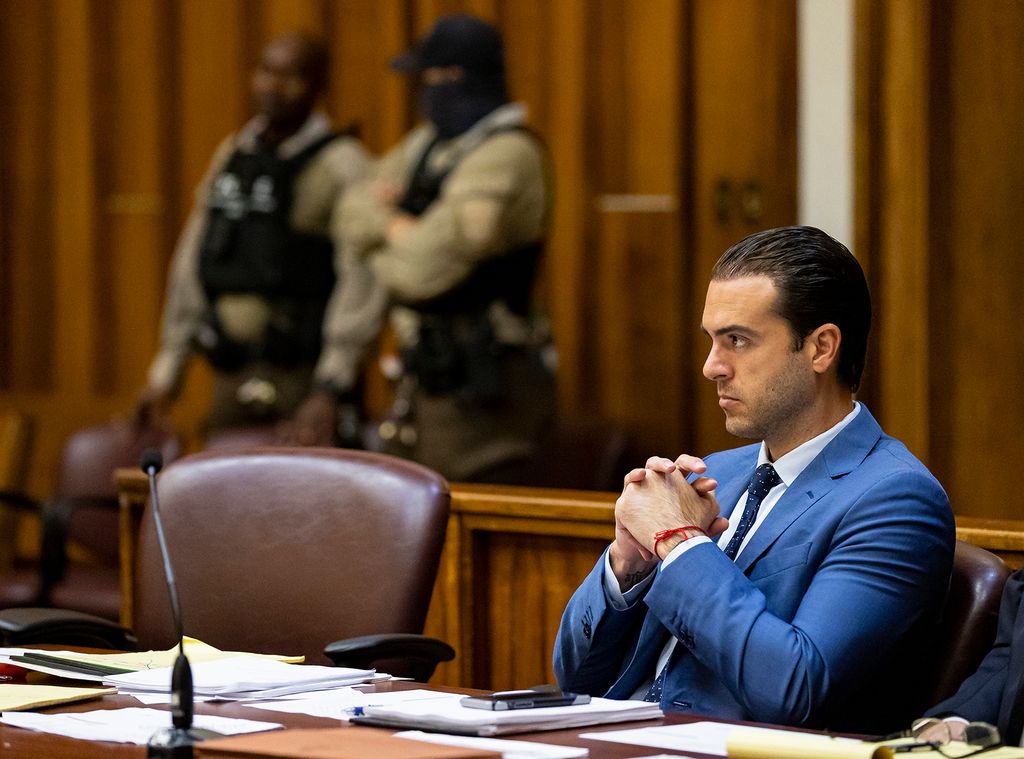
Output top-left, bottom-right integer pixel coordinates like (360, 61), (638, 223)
(0, 607), (137, 650)
(323, 633), (455, 682)
(0, 489), (41, 513)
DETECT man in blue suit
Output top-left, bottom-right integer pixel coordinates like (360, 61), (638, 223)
(553, 226), (955, 733)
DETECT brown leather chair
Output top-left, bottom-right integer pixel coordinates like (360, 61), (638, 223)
(0, 421), (180, 619)
(202, 425), (279, 451)
(921, 540), (1011, 707)
(0, 448), (454, 679)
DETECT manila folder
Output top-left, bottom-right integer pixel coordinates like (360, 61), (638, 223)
(194, 727), (500, 759)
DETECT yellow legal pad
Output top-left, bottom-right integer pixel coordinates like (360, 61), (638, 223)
(11, 637), (304, 677)
(0, 684), (116, 712)
(727, 728), (1024, 759)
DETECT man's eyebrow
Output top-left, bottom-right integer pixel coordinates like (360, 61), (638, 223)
(701, 324), (759, 338)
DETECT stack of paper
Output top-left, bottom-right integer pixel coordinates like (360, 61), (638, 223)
(104, 656), (375, 700)
(352, 693), (661, 736)
(0, 638), (304, 683)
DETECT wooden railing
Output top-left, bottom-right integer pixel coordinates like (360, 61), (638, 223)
(115, 469), (1024, 689)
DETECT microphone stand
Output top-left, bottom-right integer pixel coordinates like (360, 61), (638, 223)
(142, 450), (218, 758)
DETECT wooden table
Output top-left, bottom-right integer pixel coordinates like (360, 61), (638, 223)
(1, 678), (725, 759)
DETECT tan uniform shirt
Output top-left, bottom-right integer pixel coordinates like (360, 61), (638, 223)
(335, 102), (550, 348)
(335, 103), (554, 481)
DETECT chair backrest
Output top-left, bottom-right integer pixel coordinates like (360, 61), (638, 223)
(131, 447), (450, 665)
(202, 426), (279, 451)
(925, 540), (1011, 706)
(54, 422), (181, 563)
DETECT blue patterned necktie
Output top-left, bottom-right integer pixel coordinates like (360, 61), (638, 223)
(643, 658), (668, 703)
(723, 463), (782, 560)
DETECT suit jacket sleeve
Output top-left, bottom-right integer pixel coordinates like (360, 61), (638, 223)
(926, 569), (1023, 723)
(553, 547), (651, 695)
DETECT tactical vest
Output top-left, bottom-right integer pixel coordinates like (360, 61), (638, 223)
(397, 127), (548, 399)
(397, 127), (544, 318)
(196, 133), (338, 368)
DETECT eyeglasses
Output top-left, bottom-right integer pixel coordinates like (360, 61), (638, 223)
(882, 717), (1001, 756)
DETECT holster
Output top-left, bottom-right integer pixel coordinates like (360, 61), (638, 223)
(406, 315), (505, 404)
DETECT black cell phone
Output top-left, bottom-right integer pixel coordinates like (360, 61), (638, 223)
(459, 685), (591, 711)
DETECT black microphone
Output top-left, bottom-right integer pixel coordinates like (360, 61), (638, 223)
(141, 449), (218, 758)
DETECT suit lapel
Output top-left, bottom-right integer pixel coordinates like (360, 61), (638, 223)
(734, 405), (883, 575)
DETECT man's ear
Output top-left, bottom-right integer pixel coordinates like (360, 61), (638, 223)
(807, 323), (841, 375)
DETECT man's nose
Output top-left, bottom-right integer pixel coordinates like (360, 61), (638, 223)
(703, 346), (729, 381)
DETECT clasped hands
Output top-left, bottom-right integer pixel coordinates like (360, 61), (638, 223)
(610, 454), (729, 592)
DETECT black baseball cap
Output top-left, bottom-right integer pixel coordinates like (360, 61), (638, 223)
(390, 14), (504, 75)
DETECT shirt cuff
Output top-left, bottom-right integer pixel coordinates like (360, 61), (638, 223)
(662, 535), (712, 568)
(602, 550), (655, 611)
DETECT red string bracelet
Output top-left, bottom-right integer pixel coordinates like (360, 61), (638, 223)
(653, 525), (707, 555)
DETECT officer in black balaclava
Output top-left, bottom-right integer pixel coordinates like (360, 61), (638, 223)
(335, 14), (556, 484)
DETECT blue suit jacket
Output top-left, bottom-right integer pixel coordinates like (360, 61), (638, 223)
(928, 569), (1024, 744)
(553, 405), (954, 732)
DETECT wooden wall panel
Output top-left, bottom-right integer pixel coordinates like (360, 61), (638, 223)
(52, 0), (99, 396)
(98, 0), (175, 395)
(0, 0), (797, 523)
(326, 2), (413, 154)
(477, 531), (607, 691)
(530, 0), (588, 415)
(876, 0), (933, 459)
(0, 2), (57, 393)
(689, 0), (799, 457)
(857, 0), (1024, 520)
(935, 0), (1024, 518)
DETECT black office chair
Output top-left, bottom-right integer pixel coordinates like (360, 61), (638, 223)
(0, 447), (454, 680)
(0, 420), (181, 618)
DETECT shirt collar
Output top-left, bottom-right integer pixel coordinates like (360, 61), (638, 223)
(427, 102), (527, 155)
(234, 111), (332, 158)
(756, 402), (862, 486)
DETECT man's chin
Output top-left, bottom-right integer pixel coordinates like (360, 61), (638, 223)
(724, 417), (761, 441)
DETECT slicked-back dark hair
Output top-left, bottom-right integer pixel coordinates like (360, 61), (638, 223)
(711, 225), (871, 391)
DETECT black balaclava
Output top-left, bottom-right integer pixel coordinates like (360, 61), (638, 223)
(419, 71), (508, 139)
(392, 14), (510, 139)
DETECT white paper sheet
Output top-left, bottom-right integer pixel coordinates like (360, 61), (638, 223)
(395, 729), (589, 758)
(0, 706), (281, 745)
(579, 722), (861, 757)
(241, 687), (454, 719)
(104, 656), (374, 699)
